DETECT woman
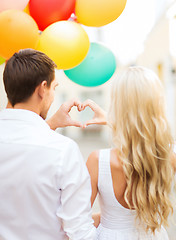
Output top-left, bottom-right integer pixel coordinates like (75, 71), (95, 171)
(85, 66), (175, 239)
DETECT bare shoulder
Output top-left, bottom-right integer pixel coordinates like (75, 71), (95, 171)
(86, 150), (99, 182)
(86, 150), (99, 168)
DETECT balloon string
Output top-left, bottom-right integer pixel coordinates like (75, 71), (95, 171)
(68, 13), (78, 23)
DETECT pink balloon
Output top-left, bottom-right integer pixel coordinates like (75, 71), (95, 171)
(0, 0), (29, 13)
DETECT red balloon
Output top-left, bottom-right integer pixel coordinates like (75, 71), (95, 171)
(29, 0), (76, 31)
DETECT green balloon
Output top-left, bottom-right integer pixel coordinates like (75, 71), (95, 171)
(0, 56), (5, 65)
(64, 42), (116, 87)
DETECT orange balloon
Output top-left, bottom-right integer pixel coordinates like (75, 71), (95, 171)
(0, 9), (39, 59)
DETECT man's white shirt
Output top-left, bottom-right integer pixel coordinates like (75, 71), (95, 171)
(0, 109), (96, 240)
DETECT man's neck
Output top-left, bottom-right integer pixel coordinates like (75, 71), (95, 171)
(6, 101), (40, 116)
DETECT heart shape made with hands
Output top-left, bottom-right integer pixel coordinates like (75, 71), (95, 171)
(69, 104), (94, 128)
(66, 99), (107, 128)
(48, 99), (106, 130)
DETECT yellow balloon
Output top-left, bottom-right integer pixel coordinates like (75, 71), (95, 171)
(23, 4), (30, 15)
(37, 21), (90, 70)
(75, 0), (127, 27)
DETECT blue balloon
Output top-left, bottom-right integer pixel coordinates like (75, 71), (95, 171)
(64, 42), (116, 87)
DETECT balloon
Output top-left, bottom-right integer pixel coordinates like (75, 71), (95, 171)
(64, 42), (116, 87)
(24, 4), (30, 15)
(0, 0), (29, 13)
(75, 0), (127, 27)
(37, 21), (90, 70)
(0, 56), (5, 65)
(0, 10), (40, 59)
(29, 0), (76, 31)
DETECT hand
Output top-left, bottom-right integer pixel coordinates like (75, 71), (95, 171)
(82, 99), (107, 128)
(46, 99), (84, 130)
(92, 213), (101, 228)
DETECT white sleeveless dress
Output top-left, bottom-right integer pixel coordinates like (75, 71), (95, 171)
(96, 149), (169, 240)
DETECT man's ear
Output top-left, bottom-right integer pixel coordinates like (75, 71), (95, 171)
(38, 80), (47, 99)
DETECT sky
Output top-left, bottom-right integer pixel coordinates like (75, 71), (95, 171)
(84, 0), (175, 65)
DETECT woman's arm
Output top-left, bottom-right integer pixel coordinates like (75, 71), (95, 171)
(86, 151), (100, 227)
(86, 151), (99, 206)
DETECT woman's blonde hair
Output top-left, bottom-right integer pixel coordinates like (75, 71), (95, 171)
(108, 66), (174, 233)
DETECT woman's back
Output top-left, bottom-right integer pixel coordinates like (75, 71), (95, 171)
(96, 148), (169, 240)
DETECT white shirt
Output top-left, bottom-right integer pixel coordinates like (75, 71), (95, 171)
(0, 109), (96, 240)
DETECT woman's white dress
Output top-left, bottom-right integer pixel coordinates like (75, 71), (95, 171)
(96, 149), (169, 240)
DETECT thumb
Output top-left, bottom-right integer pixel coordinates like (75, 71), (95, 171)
(68, 119), (83, 128)
(83, 119), (98, 128)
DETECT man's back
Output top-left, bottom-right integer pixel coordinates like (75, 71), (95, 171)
(0, 109), (95, 240)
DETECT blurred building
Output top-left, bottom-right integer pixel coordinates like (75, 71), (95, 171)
(136, 1), (176, 139)
(136, 2), (176, 239)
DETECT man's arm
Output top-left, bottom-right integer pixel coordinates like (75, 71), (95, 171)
(56, 140), (96, 240)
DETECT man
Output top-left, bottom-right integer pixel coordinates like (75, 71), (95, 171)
(0, 49), (96, 240)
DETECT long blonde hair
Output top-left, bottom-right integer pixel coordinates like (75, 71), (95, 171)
(108, 66), (174, 232)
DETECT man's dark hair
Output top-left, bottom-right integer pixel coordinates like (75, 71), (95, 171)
(3, 49), (57, 107)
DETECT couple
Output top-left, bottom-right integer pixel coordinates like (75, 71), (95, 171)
(0, 49), (175, 240)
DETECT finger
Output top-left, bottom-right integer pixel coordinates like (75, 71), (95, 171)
(84, 119), (98, 127)
(82, 124), (87, 129)
(77, 104), (84, 112)
(82, 99), (100, 112)
(65, 99), (83, 112)
(68, 119), (83, 128)
(69, 99), (84, 112)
